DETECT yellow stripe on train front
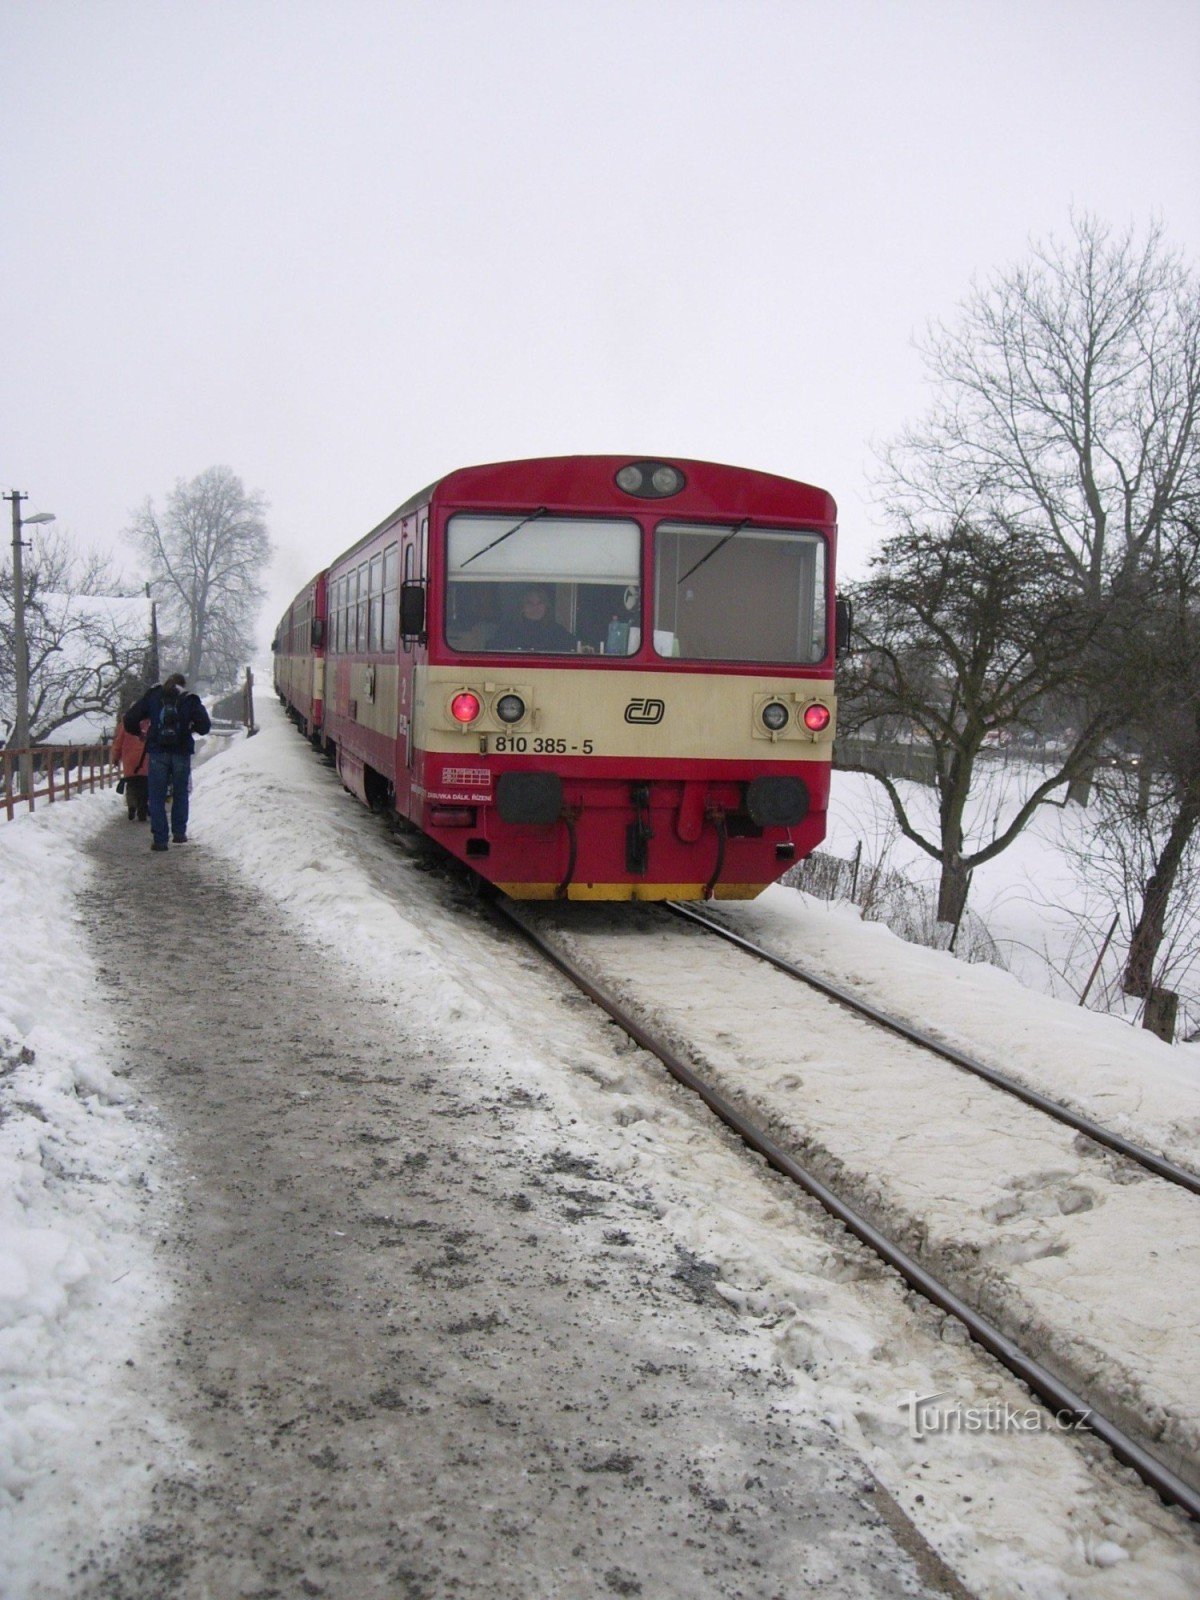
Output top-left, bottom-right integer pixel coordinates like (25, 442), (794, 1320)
(495, 881), (767, 902)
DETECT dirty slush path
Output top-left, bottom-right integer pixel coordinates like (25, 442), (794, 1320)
(72, 813), (956, 1599)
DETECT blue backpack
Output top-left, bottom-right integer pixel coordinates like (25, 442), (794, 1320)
(156, 693), (186, 750)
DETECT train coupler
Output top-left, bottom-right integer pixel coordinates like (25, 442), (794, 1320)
(625, 782), (654, 876)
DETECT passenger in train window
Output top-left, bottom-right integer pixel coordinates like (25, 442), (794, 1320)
(492, 586), (576, 653)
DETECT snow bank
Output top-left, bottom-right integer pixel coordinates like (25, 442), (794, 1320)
(0, 794), (171, 1590)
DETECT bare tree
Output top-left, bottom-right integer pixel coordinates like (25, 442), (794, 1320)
(0, 527), (150, 743)
(839, 515), (1112, 925)
(880, 213), (1200, 598)
(1117, 521), (1200, 998)
(1060, 759), (1200, 1034)
(129, 466), (271, 686)
(864, 213), (1200, 968)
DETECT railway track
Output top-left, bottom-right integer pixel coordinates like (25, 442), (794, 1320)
(671, 902), (1200, 1197)
(493, 896), (1200, 1524)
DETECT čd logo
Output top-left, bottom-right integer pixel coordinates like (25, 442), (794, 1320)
(624, 698), (665, 725)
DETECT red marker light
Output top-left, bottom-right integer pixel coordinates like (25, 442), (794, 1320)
(451, 691), (482, 724)
(803, 703), (831, 732)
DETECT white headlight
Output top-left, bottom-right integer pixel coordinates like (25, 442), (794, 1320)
(615, 460), (687, 498)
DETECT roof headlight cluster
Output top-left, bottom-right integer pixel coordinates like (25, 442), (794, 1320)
(615, 460), (686, 498)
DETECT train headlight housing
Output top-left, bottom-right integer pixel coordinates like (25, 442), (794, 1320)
(761, 701), (790, 732)
(802, 703), (832, 733)
(615, 460), (686, 498)
(495, 692), (526, 724)
(450, 691), (482, 724)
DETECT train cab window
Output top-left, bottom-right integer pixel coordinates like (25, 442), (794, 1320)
(654, 521), (828, 664)
(444, 514), (641, 655)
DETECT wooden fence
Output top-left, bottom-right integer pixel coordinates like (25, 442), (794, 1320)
(2, 743), (118, 821)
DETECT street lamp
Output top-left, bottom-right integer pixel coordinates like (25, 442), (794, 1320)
(4, 492), (55, 800)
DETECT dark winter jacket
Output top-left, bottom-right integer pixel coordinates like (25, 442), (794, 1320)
(124, 685), (212, 755)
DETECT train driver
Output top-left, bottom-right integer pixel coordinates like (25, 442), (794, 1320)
(493, 585), (576, 653)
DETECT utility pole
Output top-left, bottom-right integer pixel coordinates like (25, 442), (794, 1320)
(146, 580), (160, 682)
(4, 491), (55, 799)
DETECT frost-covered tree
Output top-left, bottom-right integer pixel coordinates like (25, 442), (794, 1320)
(0, 527), (150, 743)
(129, 466), (271, 687)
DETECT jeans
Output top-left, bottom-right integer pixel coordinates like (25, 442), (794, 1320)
(148, 751), (193, 845)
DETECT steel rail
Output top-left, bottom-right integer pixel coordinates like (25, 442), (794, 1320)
(669, 902), (1200, 1198)
(497, 898), (1200, 1522)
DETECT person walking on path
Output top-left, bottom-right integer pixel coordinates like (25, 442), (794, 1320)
(123, 672), (212, 852)
(111, 713), (151, 822)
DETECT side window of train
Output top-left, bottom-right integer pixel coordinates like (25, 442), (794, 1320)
(369, 553), (384, 649)
(382, 544), (398, 651)
(357, 563), (369, 652)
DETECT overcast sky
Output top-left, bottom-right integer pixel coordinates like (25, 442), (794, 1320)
(4, 0), (1198, 642)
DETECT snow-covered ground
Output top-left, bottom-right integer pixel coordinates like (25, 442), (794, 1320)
(1, 708), (1198, 1597)
(531, 901), (1200, 1487)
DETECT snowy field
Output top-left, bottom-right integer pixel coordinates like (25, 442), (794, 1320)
(821, 762), (1200, 1043)
(1, 711), (1197, 1597)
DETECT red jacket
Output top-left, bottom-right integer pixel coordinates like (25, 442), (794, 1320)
(111, 721), (150, 778)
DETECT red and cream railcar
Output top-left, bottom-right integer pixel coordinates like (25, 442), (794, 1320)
(272, 571), (328, 741)
(276, 455), (845, 901)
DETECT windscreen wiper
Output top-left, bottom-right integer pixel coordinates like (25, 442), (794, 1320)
(677, 518), (751, 584)
(460, 506), (548, 568)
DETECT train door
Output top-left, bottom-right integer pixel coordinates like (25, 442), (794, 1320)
(393, 516), (419, 816)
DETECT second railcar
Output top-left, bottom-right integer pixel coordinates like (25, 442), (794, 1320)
(272, 571), (327, 741)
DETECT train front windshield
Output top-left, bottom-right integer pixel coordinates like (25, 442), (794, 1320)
(654, 522), (827, 664)
(445, 514), (642, 655)
(443, 511), (828, 664)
